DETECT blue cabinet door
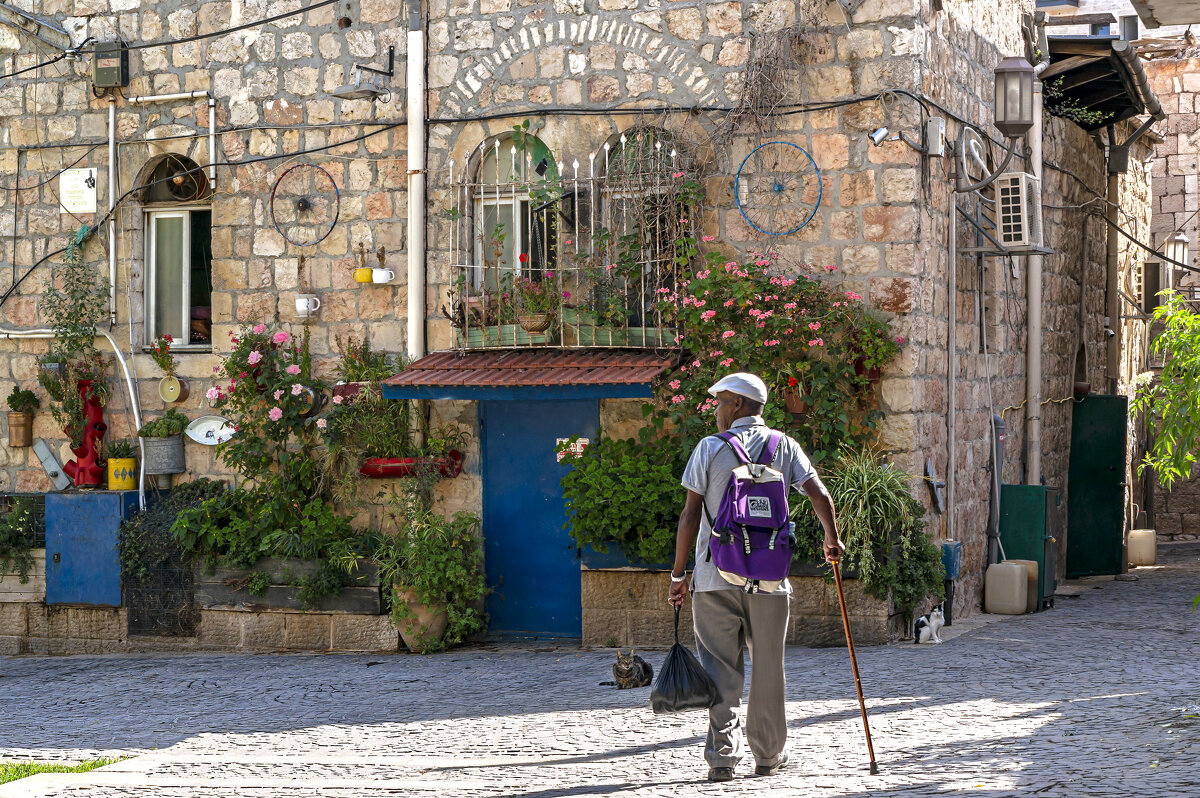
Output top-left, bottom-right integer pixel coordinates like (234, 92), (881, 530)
(481, 399), (598, 638)
(46, 492), (139, 606)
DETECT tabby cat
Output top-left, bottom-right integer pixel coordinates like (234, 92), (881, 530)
(599, 650), (653, 689)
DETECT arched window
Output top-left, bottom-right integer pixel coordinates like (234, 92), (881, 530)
(470, 134), (559, 290)
(141, 154), (213, 347)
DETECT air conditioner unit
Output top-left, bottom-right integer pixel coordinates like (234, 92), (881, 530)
(995, 171), (1043, 250)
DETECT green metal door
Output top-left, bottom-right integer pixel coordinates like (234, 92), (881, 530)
(1066, 394), (1127, 578)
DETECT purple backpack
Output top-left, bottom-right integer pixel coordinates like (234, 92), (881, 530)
(705, 431), (792, 593)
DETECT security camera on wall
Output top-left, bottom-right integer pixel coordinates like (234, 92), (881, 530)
(869, 127), (890, 147)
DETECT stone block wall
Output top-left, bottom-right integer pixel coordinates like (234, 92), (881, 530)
(581, 569), (899, 648)
(0, 0), (410, 495)
(0, 601), (398, 655)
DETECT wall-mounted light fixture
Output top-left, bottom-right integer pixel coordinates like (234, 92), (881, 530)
(993, 56), (1036, 138)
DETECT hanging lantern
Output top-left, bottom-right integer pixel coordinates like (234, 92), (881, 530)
(994, 56), (1036, 138)
(1164, 232), (1189, 290)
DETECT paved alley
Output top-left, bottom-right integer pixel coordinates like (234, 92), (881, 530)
(2, 545), (1198, 797)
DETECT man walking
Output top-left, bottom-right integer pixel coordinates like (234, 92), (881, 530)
(668, 372), (844, 782)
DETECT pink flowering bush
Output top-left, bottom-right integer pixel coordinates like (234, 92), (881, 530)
(209, 322), (325, 482)
(654, 251), (903, 462)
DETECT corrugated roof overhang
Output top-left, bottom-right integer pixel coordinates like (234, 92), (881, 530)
(1044, 37), (1165, 131)
(382, 350), (678, 401)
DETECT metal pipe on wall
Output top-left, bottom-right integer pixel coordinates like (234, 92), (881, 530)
(0, 326), (145, 510)
(108, 96), (117, 325)
(406, 0), (427, 361)
(947, 184), (957, 544)
(1025, 82), (1044, 485)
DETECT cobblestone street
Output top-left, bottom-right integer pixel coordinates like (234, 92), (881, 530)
(1, 544), (1198, 797)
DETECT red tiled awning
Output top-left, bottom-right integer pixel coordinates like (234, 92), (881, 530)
(382, 350), (678, 400)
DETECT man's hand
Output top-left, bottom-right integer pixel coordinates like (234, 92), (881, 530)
(824, 535), (846, 563)
(668, 578), (689, 607)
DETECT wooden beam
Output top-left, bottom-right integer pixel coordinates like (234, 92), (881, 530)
(1056, 62), (1117, 91)
(1045, 13), (1117, 26)
(1041, 54), (1105, 80)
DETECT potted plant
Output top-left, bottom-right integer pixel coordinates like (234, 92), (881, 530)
(372, 507), (487, 653)
(138, 408), (189, 477)
(779, 362), (813, 415)
(105, 439), (138, 491)
(332, 336), (397, 404)
(847, 313), (901, 383)
(6, 386), (39, 447)
(514, 267), (559, 333)
(358, 423), (468, 480)
(39, 229), (111, 487)
(150, 334), (189, 403)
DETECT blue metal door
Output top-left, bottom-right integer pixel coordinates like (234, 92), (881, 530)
(481, 399), (598, 638)
(46, 491), (139, 606)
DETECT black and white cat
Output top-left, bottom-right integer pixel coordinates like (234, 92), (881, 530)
(913, 603), (945, 644)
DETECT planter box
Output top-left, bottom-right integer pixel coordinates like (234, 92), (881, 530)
(459, 324), (549, 348)
(193, 557), (382, 614)
(0, 548), (45, 603)
(359, 450), (464, 479)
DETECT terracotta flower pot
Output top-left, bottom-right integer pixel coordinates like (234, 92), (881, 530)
(782, 387), (809, 415)
(7, 411), (32, 447)
(394, 586), (448, 652)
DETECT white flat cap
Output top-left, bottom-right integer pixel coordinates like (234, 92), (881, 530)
(708, 372), (768, 404)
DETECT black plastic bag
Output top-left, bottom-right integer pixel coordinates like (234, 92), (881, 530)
(650, 607), (718, 714)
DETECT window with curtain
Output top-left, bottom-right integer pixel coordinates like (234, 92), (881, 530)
(143, 156), (212, 347)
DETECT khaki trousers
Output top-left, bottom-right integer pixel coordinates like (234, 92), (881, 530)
(691, 589), (790, 769)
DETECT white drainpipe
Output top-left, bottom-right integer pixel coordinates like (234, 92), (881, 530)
(406, 0), (426, 361)
(0, 326), (146, 510)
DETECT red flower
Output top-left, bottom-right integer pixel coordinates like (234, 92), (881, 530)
(788, 376), (798, 387)
(518, 253), (528, 263)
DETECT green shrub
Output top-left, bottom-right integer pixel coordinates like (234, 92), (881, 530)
(559, 436), (683, 564)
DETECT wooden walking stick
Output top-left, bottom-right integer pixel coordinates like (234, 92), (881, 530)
(831, 557), (879, 775)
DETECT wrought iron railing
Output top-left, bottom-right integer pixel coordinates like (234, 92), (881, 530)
(442, 130), (694, 350)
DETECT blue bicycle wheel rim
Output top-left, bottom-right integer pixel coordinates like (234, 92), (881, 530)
(734, 141), (822, 237)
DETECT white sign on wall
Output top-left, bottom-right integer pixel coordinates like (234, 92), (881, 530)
(59, 168), (97, 214)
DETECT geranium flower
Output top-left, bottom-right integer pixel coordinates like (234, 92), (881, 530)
(669, 379), (681, 390)
(673, 171), (684, 178)
(722, 330), (735, 339)
(316, 418), (327, 429)
(562, 291), (571, 299)
(286, 364), (301, 375)
(788, 376), (798, 387)
(291, 383), (304, 396)
(205, 386), (221, 401)
(519, 253), (528, 263)
(701, 310), (716, 321)
(247, 350), (263, 365)
(765, 339), (780, 346)
(273, 331), (290, 345)
(268, 407), (283, 421)
(702, 235), (715, 242)
(720, 358), (734, 366)
(808, 322), (821, 331)
(671, 395), (685, 404)
(253, 324), (266, 334)
(896, 336), (906, 345)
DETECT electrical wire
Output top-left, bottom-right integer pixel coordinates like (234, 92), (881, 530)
(71, 0), (340, 54)
(1092, 211), (1200, 274)
(0, 144), (103, 191)
(0, 52), (65, 81)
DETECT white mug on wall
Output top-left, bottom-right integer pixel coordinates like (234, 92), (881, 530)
(296, 294), (320, 317)
(372, 268), (395, 284)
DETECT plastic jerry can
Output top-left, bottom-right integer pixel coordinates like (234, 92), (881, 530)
(984, 562), (1028, 615)
(1128, 528), (1156, 566)
(1006, 558), (1039, 613)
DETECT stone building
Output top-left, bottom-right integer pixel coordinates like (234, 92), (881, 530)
(0, 0), (1165, 648)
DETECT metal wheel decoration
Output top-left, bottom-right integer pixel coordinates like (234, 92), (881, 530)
(270, 163), (341, 247)
(735, 141), (822, 236)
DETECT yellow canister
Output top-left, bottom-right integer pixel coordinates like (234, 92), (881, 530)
(107, 458), (138, 491)
(354, 268), (373, 283)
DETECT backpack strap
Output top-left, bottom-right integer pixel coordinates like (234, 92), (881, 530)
(757, 431), (783, 466)
(716, 431), (754, 465)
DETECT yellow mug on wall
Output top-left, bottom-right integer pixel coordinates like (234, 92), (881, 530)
(354, 268), (373, 283)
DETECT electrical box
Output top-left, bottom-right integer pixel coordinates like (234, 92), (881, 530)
(925, 117), (946, 158)
(92, 41), (129, 88)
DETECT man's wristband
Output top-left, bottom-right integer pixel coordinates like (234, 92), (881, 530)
(670, 572), (687, 583)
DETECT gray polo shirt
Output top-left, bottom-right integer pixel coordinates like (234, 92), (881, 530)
(681, 415), (818, 595)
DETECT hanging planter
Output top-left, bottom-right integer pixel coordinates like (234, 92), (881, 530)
(7, 412), (32, 447)
(853, 356), (882, 383)
(517, 313), (554, 334)
(141, 435), (185, 476)
(359, 450), (464, 479)
(781, 387), (809, 415)
(63, 379), (107, 489)
(158, 376), (190, 404)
